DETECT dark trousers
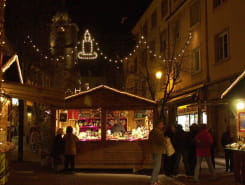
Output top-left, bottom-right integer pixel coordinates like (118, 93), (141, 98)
(224, 149), (233, 172)
(211, 146), (216, 168)
(64, 155), (75, 171)
(174, 151), (191, 175)
(163, 154), (176, 176)
(188, 150), (196, 176)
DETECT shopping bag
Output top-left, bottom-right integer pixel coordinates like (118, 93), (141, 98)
(165, 137), (175, 156)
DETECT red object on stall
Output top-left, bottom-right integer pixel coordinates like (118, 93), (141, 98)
(68, 109), (79, 119)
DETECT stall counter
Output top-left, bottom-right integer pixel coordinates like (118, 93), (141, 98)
(75, 140), (152, 170)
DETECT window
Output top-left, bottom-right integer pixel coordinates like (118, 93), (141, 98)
(128, 57), (137, 73)
(149, 40), (155, 60)
(160, 30), (167, 52)
(142, 49), (147, 62)
(213, 0), (226, 8)
(161, 0), (168, 18)
(151, 11), (157, 28)
(172, 19), (180, 41)
(190, 0), (200, 27)
(142, 81), (146, 97)
(192, 47), (201, 73)
(143, 22), (148, 37)
(215, 31), (229, 62)
(133, 57), (138, 73)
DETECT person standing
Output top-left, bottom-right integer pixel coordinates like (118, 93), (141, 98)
(188, 123), (199, 176)
(63, 126), (79, 172)
(52, 128), (64, 172)
(149, 121), (166, 185)
(208, 127), (216, 168)
(221, 126), (233, 172)
(163, 124), (176, 177)
(193, 124), (216, 182)
(174, 124), (190, 176)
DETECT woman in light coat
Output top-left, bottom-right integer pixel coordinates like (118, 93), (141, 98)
(149, 122), (166, 185)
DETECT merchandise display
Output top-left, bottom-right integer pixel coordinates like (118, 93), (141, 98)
(56, 109), (153, 141)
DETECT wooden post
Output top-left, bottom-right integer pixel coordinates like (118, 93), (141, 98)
(18, 100), (24, 161)
(101, 108), (106, 141)
(51, 107), (56, 138)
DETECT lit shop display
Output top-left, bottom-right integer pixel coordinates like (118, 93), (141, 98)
(176, 104), (207, 131)
(56, 109), (153, 141)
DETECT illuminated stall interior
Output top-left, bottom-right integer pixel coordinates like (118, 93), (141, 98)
(56, 85), (156, 141)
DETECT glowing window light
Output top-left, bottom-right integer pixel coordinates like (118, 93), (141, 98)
(77, 29), (98, 60)
(12, 98), (19, 106)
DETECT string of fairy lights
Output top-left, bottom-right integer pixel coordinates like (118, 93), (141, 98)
(23, 30), (193, 67)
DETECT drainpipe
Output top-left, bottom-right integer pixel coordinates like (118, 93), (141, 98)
(205, 0), (210, 83)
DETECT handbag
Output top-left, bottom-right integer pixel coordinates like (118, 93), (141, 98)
(165, 137), (175, 156)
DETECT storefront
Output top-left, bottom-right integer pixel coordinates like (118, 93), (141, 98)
(177, 104), (207, 131)
(221, 71), (245, 184)
(57, 85), (157, 169)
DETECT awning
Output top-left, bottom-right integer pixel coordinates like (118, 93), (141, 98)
(221, 70), (245, 99)
(1, 82), (64, 107)
(65, 85), (156, 109)
(168, 92), (195, 104)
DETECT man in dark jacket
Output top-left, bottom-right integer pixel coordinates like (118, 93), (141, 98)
(221, 126), (233, 172)
(174, 124), (190, 176)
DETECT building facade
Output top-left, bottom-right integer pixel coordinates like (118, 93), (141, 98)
(124, 0), (245, 154)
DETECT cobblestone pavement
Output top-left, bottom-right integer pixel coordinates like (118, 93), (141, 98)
(6, 161), (241, 185)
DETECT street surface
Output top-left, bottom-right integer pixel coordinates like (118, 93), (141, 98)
(6, 161), (240, 185)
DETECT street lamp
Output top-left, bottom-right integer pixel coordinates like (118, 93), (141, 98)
(155, 71), (163, 79)
(237, 101), (245, 110)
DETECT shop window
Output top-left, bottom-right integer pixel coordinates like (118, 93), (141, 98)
(58, 109), (102, 141)
(213, 0), (226, 8)
(215, 31), (229, 62)
(192, 47), (201, 74)
(151, 10), (157, 29)
(106, 110), (153, 141)
(161, 0), (169, 18)
(190, 0), (200, 27)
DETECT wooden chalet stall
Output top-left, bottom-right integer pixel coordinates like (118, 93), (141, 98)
(56, 85), (157, 169)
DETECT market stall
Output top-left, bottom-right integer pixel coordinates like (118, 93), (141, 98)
(56, 85), (157, 169)
(221, 71), (245, 183)
(0, 94), (15, 185)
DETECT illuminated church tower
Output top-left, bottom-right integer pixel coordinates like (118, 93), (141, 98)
(50, 9), (81, 94)
(50, 11), (79, 69)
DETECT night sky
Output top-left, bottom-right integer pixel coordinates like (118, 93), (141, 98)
(3, 0), (152, 87)
(5, 0), (152, 56)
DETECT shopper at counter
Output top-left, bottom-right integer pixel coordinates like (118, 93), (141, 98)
(149, 121), (166, 185)
(111, 120), (126, 134)
(63, 126), (79, 172)
(52, 128), (64, 172)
